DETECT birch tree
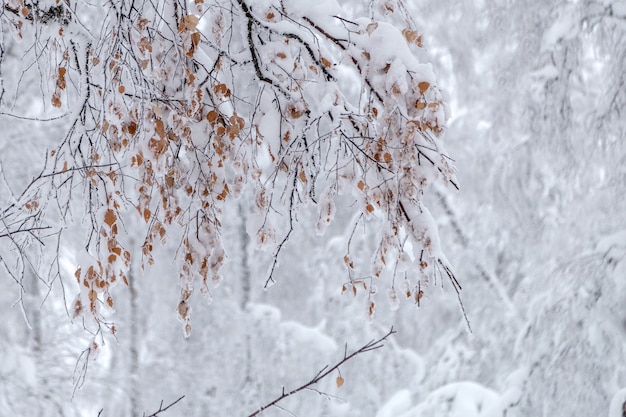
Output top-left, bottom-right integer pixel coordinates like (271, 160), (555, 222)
(1, 0), (458, 338)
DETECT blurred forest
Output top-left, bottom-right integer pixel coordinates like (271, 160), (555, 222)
(1, 0), (625, 416)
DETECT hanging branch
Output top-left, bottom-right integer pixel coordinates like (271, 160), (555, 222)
(2, 0), (459, 337)
(247, 327), (397, 417)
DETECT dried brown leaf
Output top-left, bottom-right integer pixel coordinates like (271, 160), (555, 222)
(104, 209), (116, 227)
(155, 119), (165, 138)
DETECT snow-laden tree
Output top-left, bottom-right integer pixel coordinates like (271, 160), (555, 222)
(0, 0), (458, 337)
(374, 1), (626, 416)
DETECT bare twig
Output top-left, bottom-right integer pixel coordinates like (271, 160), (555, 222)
(438, 258), (471, 332)
(94, 396), (185, 417)
(144, 396), (185, 417)
(0, 226), (52, 239)
(247, 327), (396, 417)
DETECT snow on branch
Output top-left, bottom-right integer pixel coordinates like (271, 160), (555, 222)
(0, 0), (461, 335)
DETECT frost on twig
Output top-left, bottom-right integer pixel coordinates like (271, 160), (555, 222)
(0, 0), (461, 335)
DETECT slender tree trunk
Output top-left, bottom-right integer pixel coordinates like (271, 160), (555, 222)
(239, 202), (251, 311)
(25, 268), (64, 416)
(27, 269), (44, 414)
(128, 243), (141, 417)
(238, 201), (256, 411)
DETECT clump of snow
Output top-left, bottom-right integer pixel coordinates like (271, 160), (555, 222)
(279, 320), (338, 355)
(282, 0), (342, 19)
(541, 4), (581, 50)
(248, 302), (282, 322)
(378, 381), (521, 417)
(609, 388), (626, 417)
(376, 389), (412, 417)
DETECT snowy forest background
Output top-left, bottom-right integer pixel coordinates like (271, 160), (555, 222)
(1, 0), (625, 416)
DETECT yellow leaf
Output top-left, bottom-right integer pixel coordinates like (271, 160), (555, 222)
(418, 81), (430, 95)
(336, 376), (344, 388)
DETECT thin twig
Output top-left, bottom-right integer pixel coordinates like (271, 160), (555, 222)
(247, 327), (396, 417)
(144, 395), (185, 417)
